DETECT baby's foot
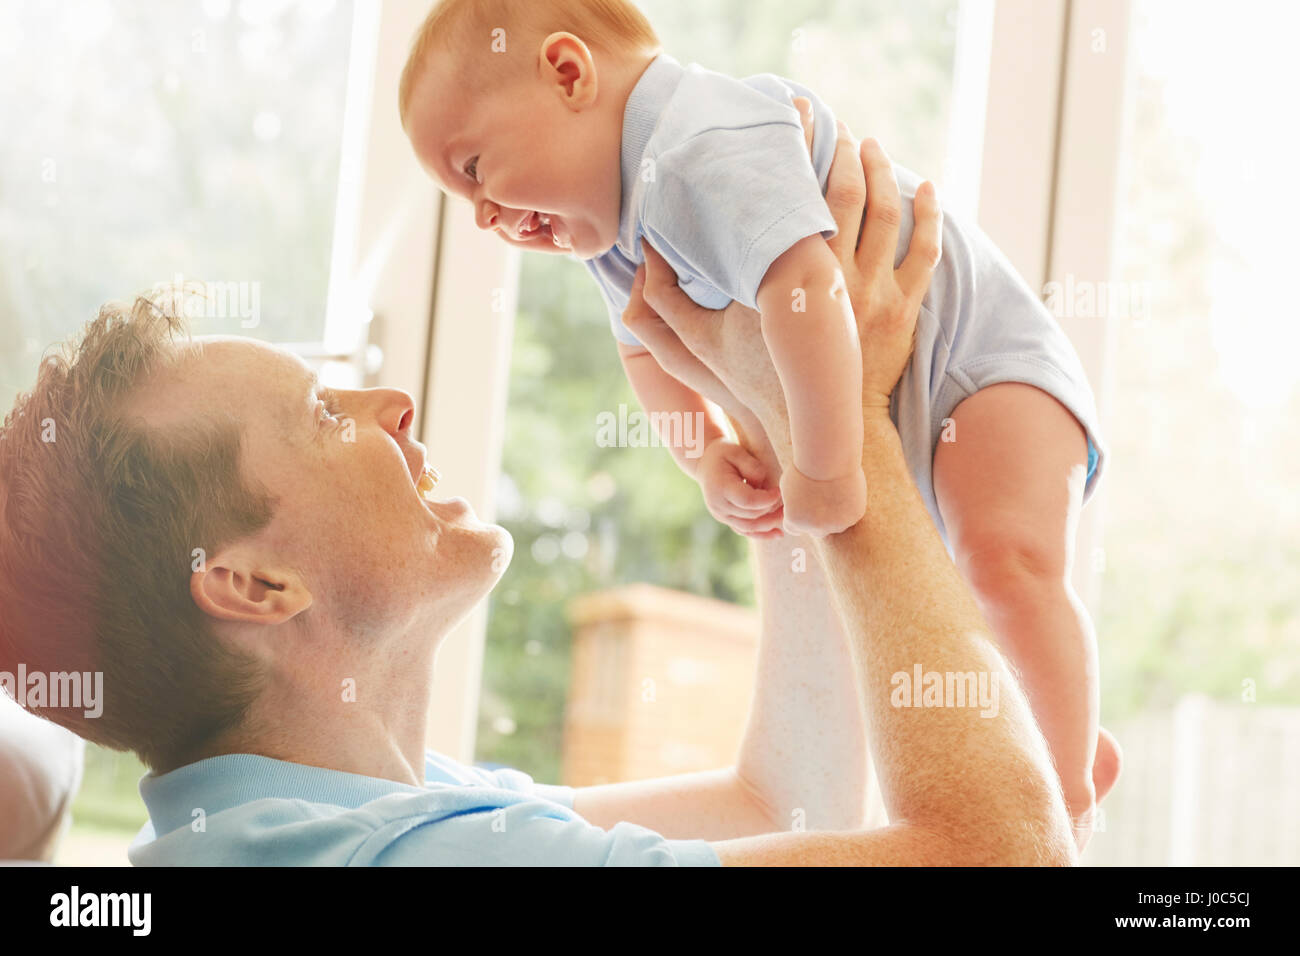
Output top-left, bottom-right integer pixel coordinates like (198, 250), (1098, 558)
(779, 465), (867, 537)
(1093, 726), (1123, 803)
(1070, 729), (1124, 853)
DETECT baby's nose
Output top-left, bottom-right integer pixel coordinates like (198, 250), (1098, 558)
(476, 201), (500, 231)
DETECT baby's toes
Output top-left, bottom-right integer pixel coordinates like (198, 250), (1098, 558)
(1093, 726), (1123, 803)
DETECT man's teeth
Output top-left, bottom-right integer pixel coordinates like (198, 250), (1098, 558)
(417, 465), (441, 500)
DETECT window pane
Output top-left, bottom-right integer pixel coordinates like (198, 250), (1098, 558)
(0, 0), (355, 413)
(0, 0), (356, 863)
(639, 0), (961, 179)
(1095, 0), (1300, 865)
(478, 0), (962, 782)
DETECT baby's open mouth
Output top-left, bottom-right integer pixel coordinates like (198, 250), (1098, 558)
(518, 211), (570, 249)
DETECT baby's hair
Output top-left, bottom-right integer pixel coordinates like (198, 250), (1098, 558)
(399, 0), (661, 125)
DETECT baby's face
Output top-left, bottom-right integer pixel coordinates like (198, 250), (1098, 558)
(406, 56), (624, 260)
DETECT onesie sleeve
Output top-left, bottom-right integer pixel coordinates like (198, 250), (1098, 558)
(642, 122), (838, 311)
(584, 254), (644, 348)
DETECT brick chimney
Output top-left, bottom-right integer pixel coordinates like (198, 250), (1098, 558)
(561, 584), (759, 786)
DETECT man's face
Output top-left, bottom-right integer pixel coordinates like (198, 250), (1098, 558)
(404, 52), (624, 260)
(136, 337), (512, 640)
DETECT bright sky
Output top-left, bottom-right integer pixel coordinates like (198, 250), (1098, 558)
(1136, 0), (1300, 410)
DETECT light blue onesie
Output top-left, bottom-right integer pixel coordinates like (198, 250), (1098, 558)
(584, 53), (1105, 539)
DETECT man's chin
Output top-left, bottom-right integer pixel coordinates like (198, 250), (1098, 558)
(430, 500), (513, 576)
(413, 518), (513, 633)
(480, 523), (514, 578)
(426, 495), (503, 529)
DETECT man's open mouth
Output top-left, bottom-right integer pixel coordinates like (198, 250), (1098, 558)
(416, 464), (441, 501)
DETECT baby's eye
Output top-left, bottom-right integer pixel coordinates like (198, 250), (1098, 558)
(465, 155), (479, 182)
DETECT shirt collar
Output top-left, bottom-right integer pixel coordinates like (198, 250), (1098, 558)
(138, 753), (429, 837)
(616, 51), (686, 256)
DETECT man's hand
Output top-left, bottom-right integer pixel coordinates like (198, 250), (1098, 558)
(626, 246), (789, 459)
(622, 112), (943, 474)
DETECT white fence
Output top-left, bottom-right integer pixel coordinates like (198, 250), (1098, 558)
(1082, 695), (1300, 866)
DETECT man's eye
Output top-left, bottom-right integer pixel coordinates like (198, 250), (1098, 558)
(318, 392), (342, 421)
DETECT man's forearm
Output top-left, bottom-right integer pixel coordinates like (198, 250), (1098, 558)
(811, 412), (1075, 862)
(734, 536), (872, 832)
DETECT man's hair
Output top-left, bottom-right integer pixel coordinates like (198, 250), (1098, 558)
(398, 0), (661, 125)
(0, 294), (276, 773)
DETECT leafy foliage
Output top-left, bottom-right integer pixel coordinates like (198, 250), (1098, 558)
(475, 0), (961, 781)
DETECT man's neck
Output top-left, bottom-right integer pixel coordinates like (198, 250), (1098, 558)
(189, 661), (436, 788)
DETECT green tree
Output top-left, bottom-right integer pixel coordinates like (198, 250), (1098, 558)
(476, 0), (960, 781)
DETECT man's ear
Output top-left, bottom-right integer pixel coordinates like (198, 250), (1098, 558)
(190, 551), (312, 625)
(538, 31), (598, 109)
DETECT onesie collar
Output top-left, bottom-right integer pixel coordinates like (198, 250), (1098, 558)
(137, 752), (430, 837)
(616, 52), (686, 257)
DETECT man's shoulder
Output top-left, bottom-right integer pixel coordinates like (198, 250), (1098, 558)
(128, 780), (579, 866)
(126, 751), (720, 866)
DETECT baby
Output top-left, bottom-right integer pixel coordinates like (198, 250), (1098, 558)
(400, 0), (1119, 839)
(400, 1), (864, 539)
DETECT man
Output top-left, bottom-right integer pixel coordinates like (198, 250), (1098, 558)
(0, 114), (1076, 865)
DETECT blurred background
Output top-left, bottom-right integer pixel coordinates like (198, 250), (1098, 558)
(0, 0), (1296, 866)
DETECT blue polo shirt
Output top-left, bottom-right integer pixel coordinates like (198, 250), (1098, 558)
(128, 750), (721, 866)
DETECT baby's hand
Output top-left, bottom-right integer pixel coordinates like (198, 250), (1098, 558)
(694, 439), (784, 538)
(779, 466), (867, 537)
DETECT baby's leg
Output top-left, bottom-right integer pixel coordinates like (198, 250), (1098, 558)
(933, 382), (1116, 840)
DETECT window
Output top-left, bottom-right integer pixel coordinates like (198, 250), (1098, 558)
(477, 0), (968, 783)
(0, 0), (359, 862)
(1089, 0), (1300, 865)
(0, 0), (356, 415)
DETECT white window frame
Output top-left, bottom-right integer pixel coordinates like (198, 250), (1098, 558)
(328, 0), (518, 759)
(976, 0), (1134, 608)
(416, 202), (520, 760)
(349, 0), (1136, 763)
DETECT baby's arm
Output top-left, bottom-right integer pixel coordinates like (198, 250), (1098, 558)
(619, 343), (726, 477)
(619, 343), (783, 536)
(755, 235), (866, 536)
